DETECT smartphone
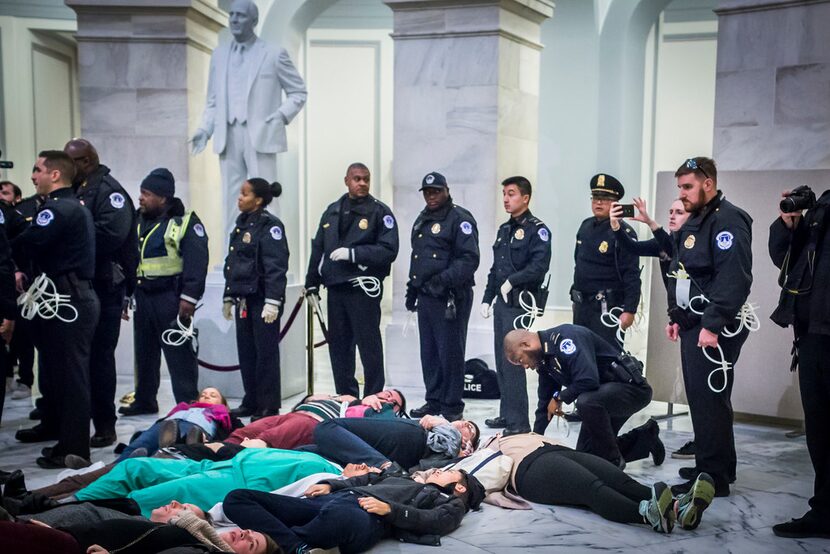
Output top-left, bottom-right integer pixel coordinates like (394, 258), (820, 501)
(620, 204), (635, 218)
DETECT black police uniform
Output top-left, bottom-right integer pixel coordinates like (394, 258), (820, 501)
(0, 217), (18, 425)
(668, 190), (752, 490)
(133, 198), (209, 408)
(76, 164), (136, 442)
(769, 189), (830, 526)
(304, 194), (399, 397)
(11, 187), (100, 462)
(0, 200), (31, 391)
(225, 209), (289, 415)
(571, 175), (641, 347)
(482, 210), (551, 432)
(407, 196), (479, 418)
(533, 324), (653, 465)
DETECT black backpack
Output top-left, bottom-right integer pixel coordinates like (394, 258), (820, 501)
(462, 358), (500, 399)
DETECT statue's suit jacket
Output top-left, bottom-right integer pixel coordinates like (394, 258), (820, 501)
(200, 37), (307, 155)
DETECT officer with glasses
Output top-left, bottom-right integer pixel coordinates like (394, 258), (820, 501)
(665, 156), (752, 498)
(570, 174), (641, 349)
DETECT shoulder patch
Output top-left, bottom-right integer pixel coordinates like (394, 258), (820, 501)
(36, 209), (54, 227)
(715, 231), (733, 250)
(383, 215), (395, 229)
(559, 338), (576, 355)
(459, 221), (473, 235)
(538, 228), (550, 242)
(193, 222), (206, 238)
(270, 225), (283, 240)
(109, 192), (126, 209)
(0, 211), (5, 225)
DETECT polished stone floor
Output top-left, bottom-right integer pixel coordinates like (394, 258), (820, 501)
(1, 368), (827, 553)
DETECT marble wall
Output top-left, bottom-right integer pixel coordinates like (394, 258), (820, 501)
(381, 0), (553, 386)
(713, 0), (830, 170)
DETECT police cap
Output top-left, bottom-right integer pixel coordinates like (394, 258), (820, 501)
(590, 173), (624, 200)
(419, 172), (448, 191)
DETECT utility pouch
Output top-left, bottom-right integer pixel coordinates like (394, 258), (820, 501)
(570, 289), (583, 303)
(610, 353), (646, 386)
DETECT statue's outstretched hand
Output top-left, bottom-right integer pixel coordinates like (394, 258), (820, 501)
(189, 129), (209, 155)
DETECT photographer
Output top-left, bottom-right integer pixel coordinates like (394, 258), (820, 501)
(768, 185), (830, 539)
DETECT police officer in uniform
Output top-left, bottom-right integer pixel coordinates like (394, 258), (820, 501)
(304, 163), (399, 398)
(224, 178), (288, 420)
(571, 174), (641, 347)
(407, 172), (480, 421)
(666, 157), (752, 497)
(481, 176), (551, 434)
(12, 150), (100, 469)
(120, 168), (209, 415)
(504, 325), (663, 468)
(65, 138), (137, 447)
(0, 202), (18, 426)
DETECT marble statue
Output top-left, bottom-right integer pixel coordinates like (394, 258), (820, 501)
(190, 0), (307, 235)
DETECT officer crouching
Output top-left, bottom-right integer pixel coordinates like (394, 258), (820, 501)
(12, 150), (100, 469)
(504, 325), (663, 469)
(122, 168), (209, 415)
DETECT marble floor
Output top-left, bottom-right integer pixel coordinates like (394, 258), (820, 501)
(1, 368), (827, 553)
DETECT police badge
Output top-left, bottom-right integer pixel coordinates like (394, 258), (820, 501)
(358, 218), (369, 230)
(598, 240), (609, 254)
(684, 235), (696, 249)
(431, 223), (441, 234)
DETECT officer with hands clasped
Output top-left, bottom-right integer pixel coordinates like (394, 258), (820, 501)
(223, 178), (288, 420)
(64, 138), (137, 448)
(481, 176), (551, 434)
(121, 168), (209, 415)
(504, 325), (663, 469)
(304, 163), (399, 398)
(769, 184), (830, 539)
(12, 150), (100, 469)
(666, 157), (752, 498)
(407, 172), (480, 421)
(571, 174), (641, 347)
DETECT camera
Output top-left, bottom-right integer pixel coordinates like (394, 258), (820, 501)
(780, 185), (816, 213)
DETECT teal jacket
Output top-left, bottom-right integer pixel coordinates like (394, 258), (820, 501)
(76, 448), (340, 517)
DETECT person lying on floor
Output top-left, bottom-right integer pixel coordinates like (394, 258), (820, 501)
(309, 414), (480, 472)
(220, 389), (406, 450)
(69, 448), (341, 518)
(113, 386), (243, 463)
(482, 432), (715, 534)
(223, 467), (486, 554)
(0, 507), (276, 554)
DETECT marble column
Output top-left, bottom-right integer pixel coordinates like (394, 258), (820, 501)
(713, 0), (830, 170)
(65, 0), (226, 264)
(382, 0), (554, 387)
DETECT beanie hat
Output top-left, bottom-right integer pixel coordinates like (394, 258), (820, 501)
(141, 167), (175, 198)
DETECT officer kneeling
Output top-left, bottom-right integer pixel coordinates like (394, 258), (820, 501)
(504, 325), (663, 468)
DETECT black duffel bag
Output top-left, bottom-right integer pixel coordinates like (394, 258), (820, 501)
(463, 358), (501, 399)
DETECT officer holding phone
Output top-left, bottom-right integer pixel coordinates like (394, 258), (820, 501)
(570, 174), (641, 347)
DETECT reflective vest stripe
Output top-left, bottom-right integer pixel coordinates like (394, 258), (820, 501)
(137, 212), (193, 277)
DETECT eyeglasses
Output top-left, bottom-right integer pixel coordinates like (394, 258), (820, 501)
(684, 158), (709, 180)
(590, 196), (613, 203)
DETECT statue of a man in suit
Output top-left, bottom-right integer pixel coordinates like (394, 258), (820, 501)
(190, 0), (307, 234)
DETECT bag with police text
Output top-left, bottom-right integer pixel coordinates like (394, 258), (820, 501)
(463, 358), (500, 399)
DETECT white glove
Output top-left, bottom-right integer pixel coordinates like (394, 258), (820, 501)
(222, 300), (234, 321)
(480, 303), (492, 319)
(500, 280), (513, 303)
(330, 247), (350, 262)
(262, 302), (280, 324)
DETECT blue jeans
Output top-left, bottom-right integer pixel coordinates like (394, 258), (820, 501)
(117, 419), (198, 462)
(224, 489), (390, 554)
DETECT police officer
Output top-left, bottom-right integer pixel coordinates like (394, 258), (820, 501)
(304, 163), (398, 398)
(481, 176), (551, 434)
(769, 185), (830, 538)
(407, 172), (479, 421)
(0, 191), (30, 400)
(224, 178), (288, 420)
(65, 138), (137, 447)
(504, 325), (663, 468)
(0, 206), (18, 426)
(571, 174), (641, 347)
(120, 168), (209, 415)
(12, 150), (100, 469)
(666, 157), (752, 497)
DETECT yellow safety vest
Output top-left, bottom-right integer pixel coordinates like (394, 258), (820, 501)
(137, 212), (193, 278)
